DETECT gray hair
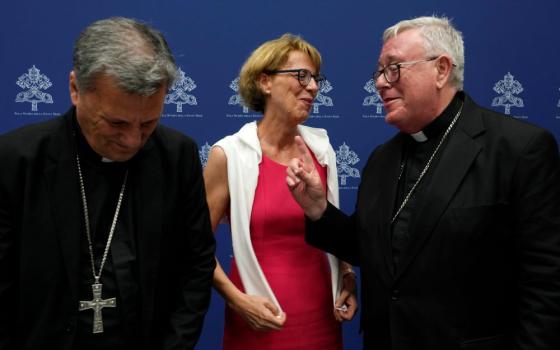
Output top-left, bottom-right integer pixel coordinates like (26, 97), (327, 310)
(72, 17), (177, 95)
(383, 16), (464, 90)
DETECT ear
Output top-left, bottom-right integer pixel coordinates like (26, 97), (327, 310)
(435, 55), (454, 89)
(258, 72), (272, 95)
(69, 71), (80, 105)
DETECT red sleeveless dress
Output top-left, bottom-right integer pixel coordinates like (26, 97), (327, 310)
(222, 154), (342, 350)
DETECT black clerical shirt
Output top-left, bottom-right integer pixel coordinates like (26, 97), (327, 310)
(73, 120), (140, 350)
(391, 92), (463, 272)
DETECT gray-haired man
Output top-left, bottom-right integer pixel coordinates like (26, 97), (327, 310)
(287, 15), (560, 350)
(0, 17), (216, 350)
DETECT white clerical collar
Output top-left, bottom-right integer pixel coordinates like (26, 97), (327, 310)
(410, 130), (428, 142)
(101, 157), (115, 163)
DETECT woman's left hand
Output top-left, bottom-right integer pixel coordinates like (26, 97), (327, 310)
(334, 273), (357, 322)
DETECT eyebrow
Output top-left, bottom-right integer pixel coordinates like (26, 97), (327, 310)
(378, 54), (402, 66)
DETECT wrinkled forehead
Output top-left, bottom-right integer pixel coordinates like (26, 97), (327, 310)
(378, 29), (426, 65)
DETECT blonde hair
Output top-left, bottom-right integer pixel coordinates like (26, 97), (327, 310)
(238, 33), (321, 112)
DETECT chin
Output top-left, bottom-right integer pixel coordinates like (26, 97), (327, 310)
(105, 150), (135, 162)
(296, 114), (309, 125)
(384, 113), (398, 126)
(384, 108), (407, 125)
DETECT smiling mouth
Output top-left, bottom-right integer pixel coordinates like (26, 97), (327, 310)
(383, 97), (400, 106)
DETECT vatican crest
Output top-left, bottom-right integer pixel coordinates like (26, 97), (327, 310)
(199, 142), (211, 168)
(491, 72), (524, 115)
(336, 142), (360, 186)
(228, 77), (249, 113)
(164, 68), (197, 113)
(362, 79), (384, 114)
(15, 65), (54, 111)
(312, 79), (333, 114)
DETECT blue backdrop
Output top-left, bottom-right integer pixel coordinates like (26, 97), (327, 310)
(2, 1), (559, 349)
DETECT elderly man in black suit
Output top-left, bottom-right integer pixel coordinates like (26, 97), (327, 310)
(287, 15), (560, 350)
(0, 17), (215, 350)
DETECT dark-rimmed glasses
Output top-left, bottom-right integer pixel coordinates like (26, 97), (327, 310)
(373, 57), (438, 84)
(265, 69), (326, 88)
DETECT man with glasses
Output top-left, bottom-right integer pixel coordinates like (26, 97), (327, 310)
(287, 16), (560, 349)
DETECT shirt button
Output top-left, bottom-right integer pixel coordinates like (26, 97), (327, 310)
(391, 289), (400, 301)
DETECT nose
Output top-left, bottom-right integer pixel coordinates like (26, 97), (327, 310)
(306, 77), (319, 94)
(374, 73), (389, 90)
(119, 127), (143, 150)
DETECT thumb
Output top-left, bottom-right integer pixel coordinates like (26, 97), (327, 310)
(264, 300), (281, 317)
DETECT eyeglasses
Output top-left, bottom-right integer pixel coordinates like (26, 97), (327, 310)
(373, 57), (438, 84)
(265, 68), (326, 88)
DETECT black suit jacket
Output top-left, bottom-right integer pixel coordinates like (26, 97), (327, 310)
(307, 93), (560, 350)
(0, 108), (216, 350)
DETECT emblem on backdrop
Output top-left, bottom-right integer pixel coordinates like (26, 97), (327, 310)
(362, 79), (384, 119)
(15, 65), (54, 112)
(491, 72), (526, 118)
(336, 142), (360, 189)
(165, 68), (197, 112)
(226, 77), (261, 118)
(228, 77), (249, 113)
(163, 68), (201, 118)
(308, 78), (338, 119)
(199, 141), (212, 168)
(312, 79), (333, 114)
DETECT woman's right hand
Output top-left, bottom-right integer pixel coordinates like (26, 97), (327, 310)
(205, 146), (287, 332)
(229, 293), (287, 331)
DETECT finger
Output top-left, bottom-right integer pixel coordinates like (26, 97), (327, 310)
(286, 175), (297, 188)
(287, 156), (301, 171)
(333, 308), (343, 322)
(335, 291), (350, 308)
(294, 136), (314, 172)
(262, 311), (286, 330)
(339, 310), (353, 321)
(341, 303), (356, 320)
(263, 300), (279, 317)
(340, 297), (358, 320)
(286, 166), (301, 188)
(275, 311), (287, 326)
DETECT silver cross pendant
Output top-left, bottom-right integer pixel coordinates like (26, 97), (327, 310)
(79, 283), (116, 333)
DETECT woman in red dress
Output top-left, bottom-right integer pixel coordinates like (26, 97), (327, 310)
(204, 34), (357, 349)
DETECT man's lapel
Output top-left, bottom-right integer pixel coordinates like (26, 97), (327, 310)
(395, 101), (485, 281)
(45, 113), (82, 302)
(130, 138), (163, 338)
(375, 134), (406, 278)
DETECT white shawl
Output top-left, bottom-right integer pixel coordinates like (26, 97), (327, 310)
(214, 121), (341, 311)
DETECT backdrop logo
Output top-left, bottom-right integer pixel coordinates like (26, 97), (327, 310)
(308, 79), (338, 119)
(199, 141), (211, 168)
(362, 79), (384, 119)
(336, 142), (360, 189)
(165, 68), (197, 112)
(312, 79), (333, 114)
(228, 77), (248, 113)
(226, 77), (261, 118)
(163, 68), (201, 118)
(491, 72), (526, 118)
(15, 65), (54, 112)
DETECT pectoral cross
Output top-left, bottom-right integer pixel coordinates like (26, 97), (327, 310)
(79, 283), (116, 333)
